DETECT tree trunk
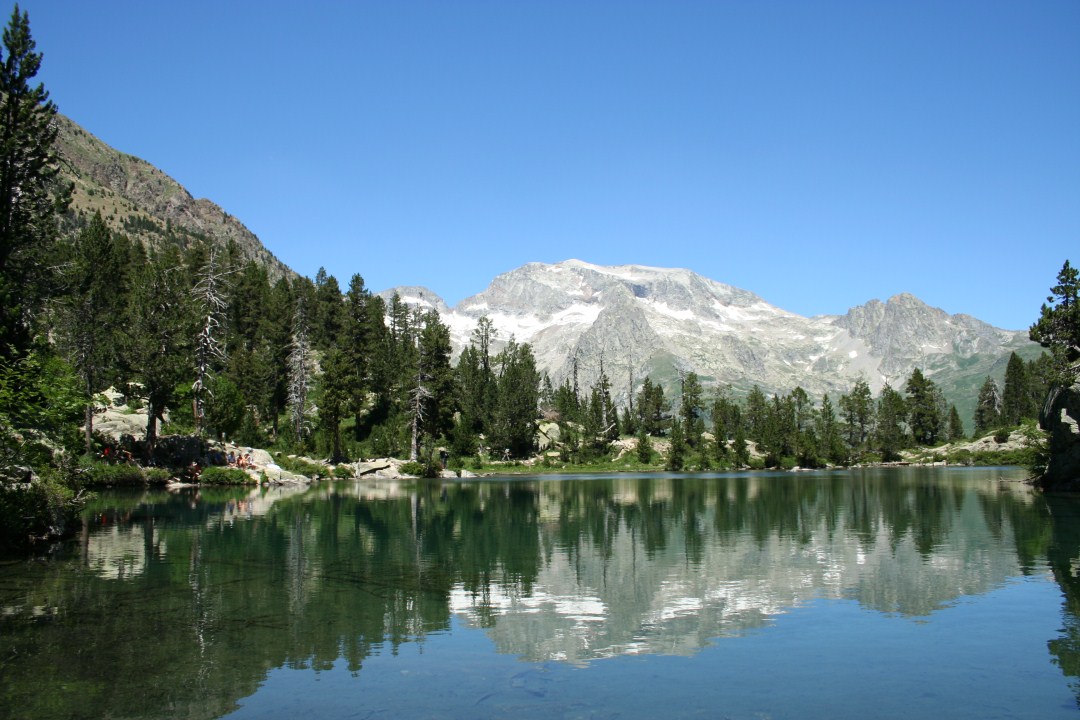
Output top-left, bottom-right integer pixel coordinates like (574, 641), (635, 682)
(83, 372), (94, 456)
(145, 406), (158, 460)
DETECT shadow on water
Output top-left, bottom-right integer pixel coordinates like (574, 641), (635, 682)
(1, 467), (1079, 718)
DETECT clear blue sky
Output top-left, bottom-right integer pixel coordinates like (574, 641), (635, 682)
(18, 0), (1079, 330)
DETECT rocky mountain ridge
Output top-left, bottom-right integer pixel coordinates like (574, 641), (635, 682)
(381, 260), (1038, 422)
(54, 113), (293, 280)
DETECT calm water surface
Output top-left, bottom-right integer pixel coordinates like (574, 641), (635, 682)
(2, 467), (1080, 719)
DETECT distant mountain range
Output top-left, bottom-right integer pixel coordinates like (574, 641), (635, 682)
(380, 260), (1040, 424)
(51, 111), (1038, 425)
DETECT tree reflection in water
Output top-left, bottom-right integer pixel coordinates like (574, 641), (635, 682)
(1, 468), (1078, 719)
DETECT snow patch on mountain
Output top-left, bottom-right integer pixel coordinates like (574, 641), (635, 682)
(379, 260), (1036, 416)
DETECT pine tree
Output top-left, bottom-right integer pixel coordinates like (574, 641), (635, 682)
(635, 423), (652, 463)
(906, 368), (942, 445)
(0, 5), (69, 355)
(974, 376), (1002, 436)
(491, 338), (540, 458)
(55, 213), (122, 454)
(711, 387), (741, 443)
(310, 267), (344, 350)
(839, 378), (874, 453)
(553, 377), (579, 424)
(261, 277), (295, 440)
(666, 418), (686, 471)
(190, 247), (229, 436)
(745, 385), (768, 444)
(816, 394), (846, 465)
(127, 250), (191, 456)
(947, 404), (965, 442)
(1026, 354), (1055, 420)
(635, 377), (670, 436)
(732, 424), (749, 467)
(317, 345), (351, 461)
(1029, 260), (1080, 382)
(403, 309), (454, 462)
(287, 295), (314, 447)
(1001, 352), (1031, 426)
(679, 371), (704, 448)
(875, 384), (907, 461)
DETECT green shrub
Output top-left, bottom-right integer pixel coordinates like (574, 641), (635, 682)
(993, 428), (1011, 443)
(145, 468), (172, 484)
(0, 469), (82, 549)
(333, 465), (354, 479)
(949, 449), (974, 466)
(79, 459), (146, 487)
(399, 461), (425, 476)
(278, 456), (327, 478)
(199, 466), (251, 485)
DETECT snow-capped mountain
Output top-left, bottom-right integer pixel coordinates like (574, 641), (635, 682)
(380, 260), (1035, 417)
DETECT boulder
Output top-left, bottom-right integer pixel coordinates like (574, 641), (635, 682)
(537, 422), (560, 450)
(1038, 381), (1080, 491)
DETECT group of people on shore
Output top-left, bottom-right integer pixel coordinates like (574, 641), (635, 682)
(227, 450), (255, 469)
(225, 453), (254, 470)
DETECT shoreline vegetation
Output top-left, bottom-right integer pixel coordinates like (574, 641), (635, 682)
(72, 417), (1041, 489)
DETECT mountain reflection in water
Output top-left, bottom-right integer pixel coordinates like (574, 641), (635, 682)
(1, 467), (1078, 719)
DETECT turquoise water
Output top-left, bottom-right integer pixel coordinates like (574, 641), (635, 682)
(2, 467), (1078, 719)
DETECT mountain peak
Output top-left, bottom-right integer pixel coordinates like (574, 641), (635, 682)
(383, 261), (1035, 423)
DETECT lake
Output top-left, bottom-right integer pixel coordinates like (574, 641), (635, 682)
(2, 466), (1079, 719)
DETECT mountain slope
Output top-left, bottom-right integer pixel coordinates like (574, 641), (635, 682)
(383, 260), (1037, 422)
(55, 114), (292, 279)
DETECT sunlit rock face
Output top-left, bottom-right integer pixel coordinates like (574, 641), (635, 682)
(382, 260), (1034, 415)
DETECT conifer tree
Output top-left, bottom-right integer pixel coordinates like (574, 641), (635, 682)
(287, 296), (314, 447)
(745, 385), (768, 444)
(839, 379), (874, 453)
(1001, 352), (1032, 426)
(875, 384), (907, 461)
(55, 213), (123, 453)
(816, 394), (846, 465)
(732, 424), (749, 467)
(666, 418), (686, 471)
(190, 247), (229, 436)
(635, 423), (653, 463)
(343, 274), (389, 438)
(906, 368), (942, 445)
(0, 5), (69, 355)
(417, 310), (454, 446)
(679, 371), (704, 448)
(491, 338), (540, 458)
(127, 250), (191, 456)
(635, 377), (670, 436)
(974, 376), (1002, 436)
(947, 404), (965, 442)
(710, 388), (738, 443)
(1030, 259), (1080, 382)
(317, 345), (351, 461)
